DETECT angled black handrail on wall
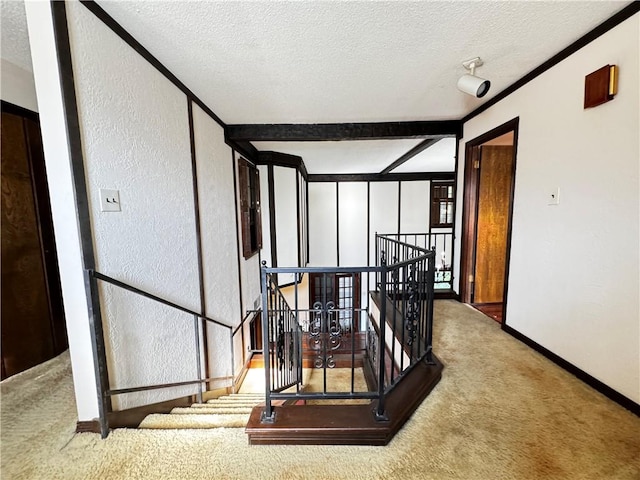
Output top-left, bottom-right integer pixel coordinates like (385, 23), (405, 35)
(88, 270), (235, 438)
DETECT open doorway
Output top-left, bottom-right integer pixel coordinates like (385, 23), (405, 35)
(460, 118), (518, 324)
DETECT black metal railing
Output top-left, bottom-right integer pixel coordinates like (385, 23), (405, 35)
(259, 234), (436, 422)
(88, 270), (235, 437)
(378, 232), (453, 291)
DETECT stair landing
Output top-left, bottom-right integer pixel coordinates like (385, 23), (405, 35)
(245, 355), (443, 445)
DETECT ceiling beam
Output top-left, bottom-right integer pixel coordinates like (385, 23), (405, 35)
(227, 121), (461, 142)
(307, 172), (455, 183)
(379, 138), (442, 175)
(256, 151), (308, 179)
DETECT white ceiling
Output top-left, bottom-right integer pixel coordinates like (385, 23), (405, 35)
(254, 138), (424, 174)
(1, 1), (629, 174)
(392, 137), (457, 173)
(0, 0), (32, 71)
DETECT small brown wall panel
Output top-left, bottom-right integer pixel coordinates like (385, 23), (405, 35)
(474, 146), (513, 304)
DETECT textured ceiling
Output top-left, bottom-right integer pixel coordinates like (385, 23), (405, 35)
(254, 139), (424, 175)
(95, 0), (627, 124)
(2, 1), (629, 174)
(0, 0), (32, 70)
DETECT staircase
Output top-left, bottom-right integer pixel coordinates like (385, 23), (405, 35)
(138, 393), (264, 429)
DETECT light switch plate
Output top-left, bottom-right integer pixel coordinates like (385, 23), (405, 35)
(548, 187), (560, 206)
(100, 189), (121, 212)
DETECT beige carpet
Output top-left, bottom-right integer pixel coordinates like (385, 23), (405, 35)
(2, 300), (639, 479)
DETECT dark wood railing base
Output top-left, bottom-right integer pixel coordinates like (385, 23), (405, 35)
(245, 354), (443, 445)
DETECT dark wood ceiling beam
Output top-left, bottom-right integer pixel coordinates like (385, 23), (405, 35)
(257, 151), (308, 179)
(308, 172), (455, 183)
(379, 138), (442, 174)
(227, 121), (461, 142)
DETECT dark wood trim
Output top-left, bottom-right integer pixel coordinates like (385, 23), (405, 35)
(434, 290), (460, 300)
(296, 172), (301, 268)
(231, 151), (244, 318)
(76, 420), (102, 434)
(1, 100), (39, 122)
(267, 165), (278, 280)
(449, 134), (461, 290)
(78, 1), (225, 129)
(396, 182), (402, 236)
(229, 139), (259, 162)
(462, 2), (640, 123)
(502, 324), (639, 416)
(380, 138), (443, 174)
(257, 151), (308, 181)
(459, 118), (519, 304)
(227, 121), (461, 142)
(187, 99), (210, 384)
(246, 354), (443, 445)
(305, 180), (310, 264)
(501, 125), (519, 326)
(308, 172), (455, 183)
(336, 182), (340, 266)
(51, 1), (111, 437)
(366, 182), (371, 313)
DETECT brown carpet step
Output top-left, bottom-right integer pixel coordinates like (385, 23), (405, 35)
(139, 413), (250, 429)
(171, 406), (254, 415)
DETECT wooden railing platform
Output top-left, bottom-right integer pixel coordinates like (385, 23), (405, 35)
(245, 354), (443, 445)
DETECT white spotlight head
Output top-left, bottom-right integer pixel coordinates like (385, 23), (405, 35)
(457, 57), (491, 98)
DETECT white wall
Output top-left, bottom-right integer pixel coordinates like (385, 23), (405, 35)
(0, 58), (38, 111)
(274, 166), (298, 284)
(24, 0), (99, 421)
(308, 182), (337, 266)
(457, 13), (639, 402)
(67, 1), (201, 409)
(338, 182), (368, 267)
(258, 165), (272, 267)
(399, 181), (430, 233)
(193, 103), (239, 386)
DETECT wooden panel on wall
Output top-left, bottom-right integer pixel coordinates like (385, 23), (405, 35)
(1, 111), (67, 378)
(474, 146), (513, 303)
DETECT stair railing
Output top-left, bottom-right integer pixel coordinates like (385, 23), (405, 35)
(259, 234), (436, 423)
(87, 270), (234, 438)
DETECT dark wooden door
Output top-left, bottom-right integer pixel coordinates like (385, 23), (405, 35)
(1, 106), (67, 378)
(473, 146), (514, 303)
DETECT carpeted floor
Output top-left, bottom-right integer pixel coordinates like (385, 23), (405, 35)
(1, 300), (638, 479)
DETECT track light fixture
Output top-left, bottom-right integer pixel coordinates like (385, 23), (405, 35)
(457, 57), (491, 98)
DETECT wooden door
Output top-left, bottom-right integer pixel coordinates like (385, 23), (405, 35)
(473, 146), (514, 303)
(1, 107), (67, 378)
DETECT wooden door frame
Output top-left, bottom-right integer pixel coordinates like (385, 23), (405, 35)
(460, 117), (519, 325)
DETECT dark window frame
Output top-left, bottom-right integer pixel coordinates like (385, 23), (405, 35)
(430, 180), (455, 228)
(238, 157), (262, 259)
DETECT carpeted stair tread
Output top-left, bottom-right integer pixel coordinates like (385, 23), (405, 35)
(204, 401), (263, 407)
(171, 406), (254, 415)
(139, 413), (250, 429)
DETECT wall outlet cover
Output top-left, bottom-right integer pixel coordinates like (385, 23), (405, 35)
(548, 188), (560, 206)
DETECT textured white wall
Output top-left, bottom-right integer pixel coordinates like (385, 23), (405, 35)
(308, 182), (337, 266)
(258, 165), (272, 267)
(369, 182), (399, 262)
(338, 182), (368, 267)
(192, 103), (239, 383)
(0, 58), (38, 111)
(68, 2), (200, 409)
(399, 181), (430, 233)
(24, 0), (99, 421)
(457, 14), (639, 402)
(274, 166), (298, 284)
